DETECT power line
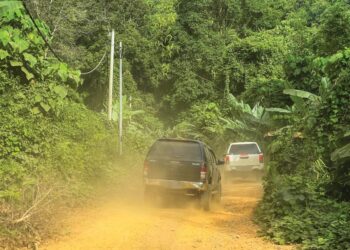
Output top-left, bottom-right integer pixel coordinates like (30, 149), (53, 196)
(22, 0), (62, 61)
(22, 0), (107, 75)
(172, 70), (214, 83)
(81, 51), (107, 75)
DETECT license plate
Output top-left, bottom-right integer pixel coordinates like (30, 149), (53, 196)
(240, 154), (249, 159)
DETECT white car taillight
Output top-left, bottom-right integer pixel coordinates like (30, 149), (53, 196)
(259, 154), (264, 163)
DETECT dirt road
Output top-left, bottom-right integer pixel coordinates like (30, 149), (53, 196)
(42, 179), (294, 250)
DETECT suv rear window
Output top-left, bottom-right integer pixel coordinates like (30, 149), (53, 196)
(229, 144), (260, 155)
(147, 141), (202, 161)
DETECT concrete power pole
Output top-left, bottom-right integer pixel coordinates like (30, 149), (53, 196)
(108, 29), (115, 121)
(119, 41), (123, 155)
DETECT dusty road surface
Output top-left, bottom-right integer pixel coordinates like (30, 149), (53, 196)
(42, 178), (294, 250)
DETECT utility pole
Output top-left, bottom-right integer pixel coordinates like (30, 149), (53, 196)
(108, 29), (115, 120)
(119, 41), (123, 155)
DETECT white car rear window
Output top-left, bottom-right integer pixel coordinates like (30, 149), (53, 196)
(229, 144), (260, 155)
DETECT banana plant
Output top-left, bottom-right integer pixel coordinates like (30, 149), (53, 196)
(331, 132), (350, 162)
(283, 89), (321, 102)
(111, 96), (144, 122)
(266, 77), (329, 116)
(220, 94), (272, 140)
(168, 121), (204, 139)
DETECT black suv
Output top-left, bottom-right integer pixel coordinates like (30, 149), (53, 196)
(143, 138), (223, 210)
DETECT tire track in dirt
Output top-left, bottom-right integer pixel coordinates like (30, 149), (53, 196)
(42, 178), (294, 250)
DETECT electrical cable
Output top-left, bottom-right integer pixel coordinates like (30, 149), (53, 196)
(22, 0), (108, 75)
(22, 0), (62, 61)
(172, 70), (214, 83)
(80, 51), (107, 75)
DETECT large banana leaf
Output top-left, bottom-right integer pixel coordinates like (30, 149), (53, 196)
(283, 89), (321, 102)
(219, 117), (253, 132)
(331, 143), (350, 161)
(265, 107), (292, 114)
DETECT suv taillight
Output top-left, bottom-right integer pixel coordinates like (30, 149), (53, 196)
(143, 161), (149, 177)
(259, 154), (264, 163)
(200, 163), (207, 180)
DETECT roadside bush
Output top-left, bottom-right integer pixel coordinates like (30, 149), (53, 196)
(256, 171), (350, 249)
(0, 74), (122, 247)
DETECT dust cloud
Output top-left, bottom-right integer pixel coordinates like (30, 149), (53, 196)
(41, 171), (294, 250)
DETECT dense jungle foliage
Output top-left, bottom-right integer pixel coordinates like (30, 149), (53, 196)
(0, 0), (349, 249)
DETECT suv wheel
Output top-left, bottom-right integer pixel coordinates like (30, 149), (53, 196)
(253, 170), (262, 181)
(200, 189), (212, 211)
(144, 187), (155, 204)
(213, 182), (222, 204)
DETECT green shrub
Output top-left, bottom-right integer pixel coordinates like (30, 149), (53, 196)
(256, 172), (350, 249)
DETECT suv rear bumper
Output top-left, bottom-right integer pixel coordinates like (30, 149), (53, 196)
(144, 178), (205, 191)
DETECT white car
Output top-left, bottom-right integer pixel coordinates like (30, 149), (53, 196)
(224, 142), (264, 173)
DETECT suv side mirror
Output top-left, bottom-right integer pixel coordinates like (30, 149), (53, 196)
(217, 159), (225, 165)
